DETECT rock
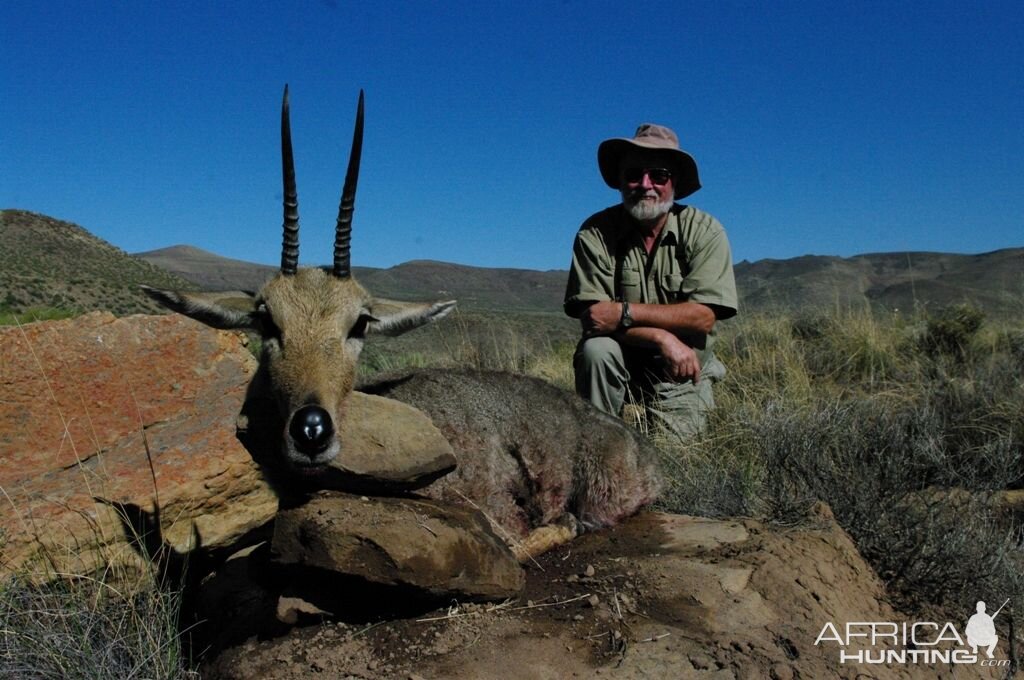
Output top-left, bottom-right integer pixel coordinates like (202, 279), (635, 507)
(277, 594), (331, 625)
(0, 313), (459, 579)
(237, 378), (457, 495)
(270, 491), (525, 609)
(0, 312), (275, 577)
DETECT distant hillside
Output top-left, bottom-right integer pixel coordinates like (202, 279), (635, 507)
(735, 249), (1024, 315)
(135, 245), (279, 293)
(5, 210), (1022, 321)
(0, 210), (198, 317)
(357, 261), (565, 313)
(139, 242), (1024, 319)
(135, 248), (568, 314)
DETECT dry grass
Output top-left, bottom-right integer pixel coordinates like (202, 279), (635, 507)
(0, 513), (197, 680)
(650, 304), (1024, 614)
(385, 301), (1023, 618)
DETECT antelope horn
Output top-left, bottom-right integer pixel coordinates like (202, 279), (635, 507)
(280, 85), (299, 276)
(333, 90), (364, 279)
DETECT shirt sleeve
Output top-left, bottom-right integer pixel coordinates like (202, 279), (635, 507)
(681, 213), (738, 319)
(564, 221), (616, 318)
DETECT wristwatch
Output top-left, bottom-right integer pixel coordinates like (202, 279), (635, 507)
(619, 301), (634, 329)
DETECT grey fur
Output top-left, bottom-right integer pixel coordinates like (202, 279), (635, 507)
(359, 368), (663, 540)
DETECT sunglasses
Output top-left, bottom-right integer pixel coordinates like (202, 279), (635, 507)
(622, 167), (673, 186)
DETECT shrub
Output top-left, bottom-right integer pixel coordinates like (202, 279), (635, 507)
(918, 303), (986, 359)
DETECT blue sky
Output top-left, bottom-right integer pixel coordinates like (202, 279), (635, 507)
(2, 1), (1021, 271)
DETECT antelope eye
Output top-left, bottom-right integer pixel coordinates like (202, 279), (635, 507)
(348, 313), (375, 340)
(256, 304), (282, 340)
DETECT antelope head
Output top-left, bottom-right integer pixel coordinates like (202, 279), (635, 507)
(143, 88), (456, 474)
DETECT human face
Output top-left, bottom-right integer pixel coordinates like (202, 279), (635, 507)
(619, 154), (675, 223)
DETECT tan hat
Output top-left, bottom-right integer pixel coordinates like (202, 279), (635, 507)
(597, 123), (701, 200)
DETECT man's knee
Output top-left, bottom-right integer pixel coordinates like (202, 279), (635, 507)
(574, 336), (625, 373)
(574, 336), (628, 415)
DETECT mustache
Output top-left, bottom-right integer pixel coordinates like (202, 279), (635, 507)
(624, 188), (661, 201)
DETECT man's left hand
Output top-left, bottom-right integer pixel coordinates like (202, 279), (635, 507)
(580, 301), (623, 336)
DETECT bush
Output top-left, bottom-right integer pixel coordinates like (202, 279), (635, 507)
(919, 303), (986, 359)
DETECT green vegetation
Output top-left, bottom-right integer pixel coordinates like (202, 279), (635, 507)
(0, 210), (197, 321)
(369, 302), (1023, 616)
(0, 306), (79, 326)
(648, 304), (1024, 615)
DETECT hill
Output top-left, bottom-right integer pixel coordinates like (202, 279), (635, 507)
(736, 249), (1024, 315)
(4, 210), (1022, 320)
(0, 210), (198, 317)
(134, 245), (279, 294)
(138, 242), (1024, 319)
(136, 247), (568, 314)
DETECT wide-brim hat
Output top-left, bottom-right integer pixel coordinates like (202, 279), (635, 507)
(597, 123), (701, 200)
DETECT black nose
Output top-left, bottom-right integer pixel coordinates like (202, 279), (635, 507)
(289, 405), (334, 456)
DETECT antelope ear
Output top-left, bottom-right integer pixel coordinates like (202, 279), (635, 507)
(141, 286), (259, 330)
(365, 298), (457, 337)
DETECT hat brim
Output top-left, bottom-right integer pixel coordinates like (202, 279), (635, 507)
(597, 138), (701, 200)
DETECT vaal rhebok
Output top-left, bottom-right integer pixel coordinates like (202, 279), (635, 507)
(144, 89), (661, 560)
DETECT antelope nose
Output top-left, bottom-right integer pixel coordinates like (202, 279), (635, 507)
(289, 405), (334, 456)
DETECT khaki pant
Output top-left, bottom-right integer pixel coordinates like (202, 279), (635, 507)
(573, 336), (724, 440)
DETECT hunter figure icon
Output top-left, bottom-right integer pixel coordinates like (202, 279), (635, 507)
(966, 600), (1004, 658)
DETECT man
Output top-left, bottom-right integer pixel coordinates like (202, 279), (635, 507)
(564, 123), (738, 438)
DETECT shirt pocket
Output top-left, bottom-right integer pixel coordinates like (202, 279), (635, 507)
(661, 273), (685, 302)
(620, 267), (642, 301)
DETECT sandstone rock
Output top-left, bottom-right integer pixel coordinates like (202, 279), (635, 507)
(237, 379), (456, 496)
(0, 313), (459, 579)
(0, 312), (274, 577)
(271, 491), (525, 609)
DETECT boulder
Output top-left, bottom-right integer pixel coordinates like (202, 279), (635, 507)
(237, 379), (456, 496)
(0, 313), (457, 579)
(271, 491), (524, 607)
(204, 510), (997, 680)
(0, 312), (274, 577)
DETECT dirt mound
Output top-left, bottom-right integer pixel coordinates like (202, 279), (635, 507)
(202, 509), (992, 679)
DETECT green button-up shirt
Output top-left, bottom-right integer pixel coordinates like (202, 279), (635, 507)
(564, 203), (738, 363)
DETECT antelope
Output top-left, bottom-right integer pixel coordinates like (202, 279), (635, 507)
(143, 88), (661, 560)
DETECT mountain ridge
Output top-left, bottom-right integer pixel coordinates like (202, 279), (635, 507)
(3, 210), (1021, 318)
(138, 243), (1024, 318)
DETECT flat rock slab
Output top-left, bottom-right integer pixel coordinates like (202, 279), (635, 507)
(271, 491), (525, 610)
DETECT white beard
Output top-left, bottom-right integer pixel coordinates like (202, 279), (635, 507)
(623, 193), (674, 222)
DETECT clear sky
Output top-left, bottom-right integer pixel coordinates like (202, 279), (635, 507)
(2, 1), (1021, 271)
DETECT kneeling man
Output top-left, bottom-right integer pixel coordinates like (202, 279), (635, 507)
(564, 123), (738, 439)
